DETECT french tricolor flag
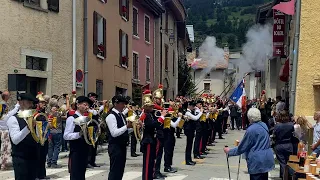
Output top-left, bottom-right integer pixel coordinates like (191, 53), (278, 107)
(229, 79), (246, 109)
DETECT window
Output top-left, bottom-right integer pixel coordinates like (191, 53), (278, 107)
(165, 44), (168, 70)
(144, 15), (150, 42)
(26, 0), (40, 7)
(204, 83), (210, 92)
(133, 7), (138, 36)
(26, 56), (47, 71)
(119, 0), (129, 21)
(146, 57), (150, 81)
(173, 50), (175, 76)
(48, 0), (59, 12)
(133, 52), (139, 79)
(205, 73), (210, 79)
(96, 80), (103, 101)
(93, 12), (106, 58)
(119, 29), (129, 68)
(165, 10), (169, 33)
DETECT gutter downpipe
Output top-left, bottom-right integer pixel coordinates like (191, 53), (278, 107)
(72, 0), (76, 91)
(84, 0), (88, 95)
(289, 0), (301, 114)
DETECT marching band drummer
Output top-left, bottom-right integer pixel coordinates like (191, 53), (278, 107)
(7, 93), (39, 180)
(105, 95), (132, 180)
(184, 101), (203, 166)
(0, 90), (20, 170)
(64, 96), (93, 180)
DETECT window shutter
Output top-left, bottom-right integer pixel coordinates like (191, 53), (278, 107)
(119, 0), (122, 16)
(48, 0), (59, 12)
(126, 33), (129, 67)
(93, 12), (98, 55)
(126, 0), (130, 21)
(103, 18), (107, 58)
(119, 29), (123, 65)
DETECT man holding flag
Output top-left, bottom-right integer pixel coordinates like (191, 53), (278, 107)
(229, 79), (247, 129)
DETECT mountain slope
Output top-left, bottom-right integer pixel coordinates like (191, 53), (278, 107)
(182, 0), (270, 50)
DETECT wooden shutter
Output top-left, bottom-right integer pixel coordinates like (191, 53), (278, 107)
(125, 33), (129, 67)
(103, 18), (107, 58)
(119, 29), (123, 65)
(126, 0), (129, 21)
(48, 0), (59, 12)
(93, 12), (98, 55)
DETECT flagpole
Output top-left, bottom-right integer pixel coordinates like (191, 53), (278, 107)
(289, 0), (301, 114)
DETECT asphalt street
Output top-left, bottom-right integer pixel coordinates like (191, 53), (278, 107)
(0, 129), (281, 180)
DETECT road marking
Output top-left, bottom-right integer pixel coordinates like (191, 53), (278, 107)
(166, 174), (188, 180)
(54, 169), (104, 180)
(7, 168), (69, 180)
(123, 171), (142, 180)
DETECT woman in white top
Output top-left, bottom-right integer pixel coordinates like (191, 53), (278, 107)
(294, 116), (312, 143)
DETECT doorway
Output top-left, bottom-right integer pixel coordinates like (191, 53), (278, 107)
(26, 77), (47, 96)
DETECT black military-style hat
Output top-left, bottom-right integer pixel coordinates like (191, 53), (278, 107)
(87, 92), (98, 98)
(196, 100), (203, 104)
(17, 93), (39, 103)
(112, 95), (129, 105)
(188, 101), (196, 106)
(76, 96), (93, 106)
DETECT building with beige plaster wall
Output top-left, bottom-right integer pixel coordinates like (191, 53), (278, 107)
(294, 0), (320, 116)
(0, 0), (84, 97)
(87, 0), (132, 100)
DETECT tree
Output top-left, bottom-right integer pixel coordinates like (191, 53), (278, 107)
(178, 59), (196, 96)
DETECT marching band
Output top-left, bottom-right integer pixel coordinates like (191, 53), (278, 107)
(0, 84), (234, 180)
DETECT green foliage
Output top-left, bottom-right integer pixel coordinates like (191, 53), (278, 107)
(178, 59), (196, 96)
(183, 0), (266, 50)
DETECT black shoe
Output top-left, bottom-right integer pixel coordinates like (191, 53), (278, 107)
(186, 161), (196, 165)
(131, 153), (139, 157)
(87, 164), (94, 168)
(164, 167), (177, 173)
(154, 172), (166, 179)
(90, 163), (100, 167)
(159, 173), (167, 178)
(177, 136), (182, 139)
(194, 155), (203, 159)
(51, 164), (62, 168)
(38, 176), (50, 179)
(47, 164), (51, 168)
(219, 137), (225, 139)
(202, 152), (208, 155)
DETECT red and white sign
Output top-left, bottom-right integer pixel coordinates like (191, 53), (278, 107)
(76, 69), (84, 82)
(273, 10), (286, 57)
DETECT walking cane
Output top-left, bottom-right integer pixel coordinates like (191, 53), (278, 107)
(235, 140), (240, 180)
(225, 145), (231, 180)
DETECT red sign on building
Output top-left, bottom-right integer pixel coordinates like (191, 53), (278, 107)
(273, 10), (286, 57)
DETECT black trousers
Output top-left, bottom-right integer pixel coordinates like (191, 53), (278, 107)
(13, 156), (37, 180)
(37, 141), (48, 178)
(130, 132), (137, 154)
(193, 130), (202, 156)
(69, 150), (88, 180)
(164, 132), (175, 168)
(275, 144), (293, 178)
(142, 143), (156, 180)
(250, 172), (268, 180)
(88, 144), (98, 165)
(214, 120), (223, 138)
(184, 130), (194, 162)
(154, 138), (164, 174)
(222, 117), (228, 133)
(176, 127), (182, 137)
(231, 116), (241, 129)
(201, 129), (209, 153)
(108, 143), (127, 180)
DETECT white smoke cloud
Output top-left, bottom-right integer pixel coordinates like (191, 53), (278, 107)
(198, 36), (226, 74)
(241, 23), (273, 72)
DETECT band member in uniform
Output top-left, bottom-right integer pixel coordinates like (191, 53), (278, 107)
(87, 92), (102, 168)
(64, 96), (93, 180)
(0, 91), (19, 170)
(7, 93), (39, 180)
(163, 102), (182, 173)
(184, 101), (203, 165)
(106, 95), (131, 180)
(140, 90), (166, 180)
(193, 100), (203, 159)
(35, 92), (50, 179)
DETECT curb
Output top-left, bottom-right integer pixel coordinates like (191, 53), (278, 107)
(58, 145), (108, 159)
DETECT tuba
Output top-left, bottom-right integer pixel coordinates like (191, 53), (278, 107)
(73, 112), (101, 147)
(0, 101), (8, 120)
(17, 110), (50, 146)
(126, 110), (143, 141)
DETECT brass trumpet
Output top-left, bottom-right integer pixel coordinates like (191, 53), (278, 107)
(74, 113), (101, 148)
(17, 110), (50, 146)
(126, 110), (143, 141)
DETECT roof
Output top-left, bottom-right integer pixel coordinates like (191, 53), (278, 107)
(187, 50), (230, 70)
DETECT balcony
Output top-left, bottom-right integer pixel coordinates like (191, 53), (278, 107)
(136, 0), (165, 17)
